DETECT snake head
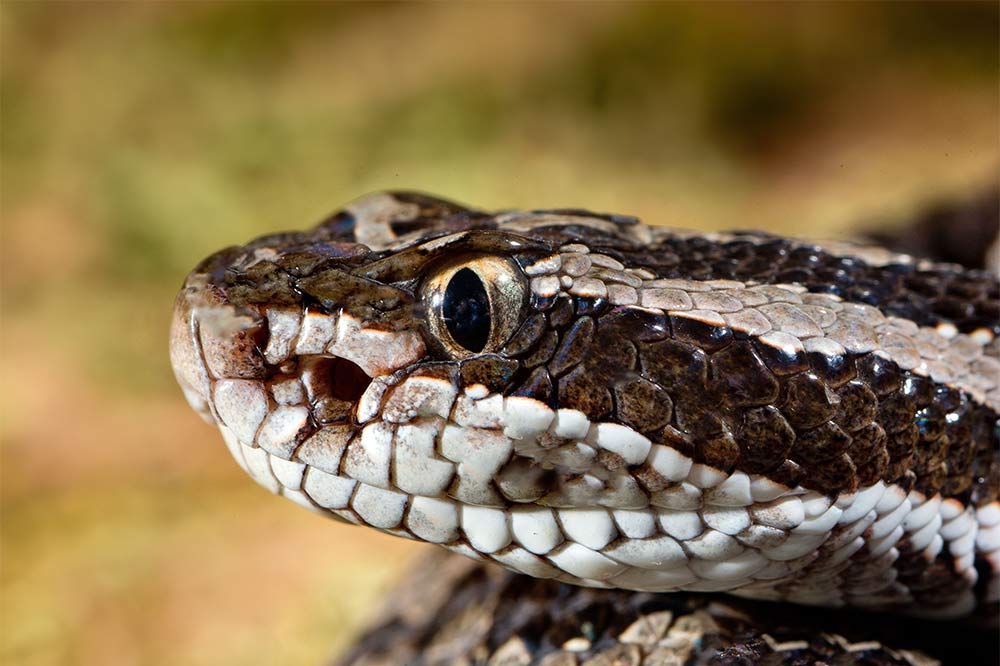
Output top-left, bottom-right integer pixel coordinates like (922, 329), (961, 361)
(170, 191), (999, 616)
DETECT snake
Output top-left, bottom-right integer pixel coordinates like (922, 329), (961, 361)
(169, 191), (1000, 665)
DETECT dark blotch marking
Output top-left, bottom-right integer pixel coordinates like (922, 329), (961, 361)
(710, 341), (780, 408)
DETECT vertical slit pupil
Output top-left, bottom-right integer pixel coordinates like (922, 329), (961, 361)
(443, 268), (491, 352)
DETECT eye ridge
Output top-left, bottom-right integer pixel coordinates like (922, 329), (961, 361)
(442, 267), (491, 353)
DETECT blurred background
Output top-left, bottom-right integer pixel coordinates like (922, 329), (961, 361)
(1, 3), (997, 665)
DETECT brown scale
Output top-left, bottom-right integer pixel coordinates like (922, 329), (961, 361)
(499, 289), (998, 501)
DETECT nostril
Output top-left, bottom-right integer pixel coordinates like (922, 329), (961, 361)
(330, 357), (372, 403)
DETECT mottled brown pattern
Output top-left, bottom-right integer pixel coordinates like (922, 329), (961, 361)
(338, 552), (995, 666)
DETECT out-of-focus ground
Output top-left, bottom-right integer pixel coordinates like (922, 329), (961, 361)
(1, 3), (997, 665)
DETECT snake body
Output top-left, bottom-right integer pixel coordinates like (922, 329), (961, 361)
(170, 192), (999, 663)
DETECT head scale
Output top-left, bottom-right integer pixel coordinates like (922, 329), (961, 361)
(170, 191), (999, 615)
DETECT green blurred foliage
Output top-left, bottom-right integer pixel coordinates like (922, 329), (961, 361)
(1, 3), (996, 666)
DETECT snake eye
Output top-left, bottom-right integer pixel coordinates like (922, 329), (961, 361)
(421, 255), (527, 358)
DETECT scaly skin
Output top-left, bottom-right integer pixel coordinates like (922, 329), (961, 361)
(170, 192), (1000, 663)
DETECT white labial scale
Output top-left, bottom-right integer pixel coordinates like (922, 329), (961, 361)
(657, 510), (704, 541)
(687, 464), (727, 489)
(461, 505), (511, 553)
(502, 397), (555, 440)
(440, 425), (512, 476)
(704, 472), (753, 507)
(492, 546), (560, 579)
(392, 421), (454, 496)
(558, 508), (617, 550)
(297, 426), (352, 474)
(213, 379), (268, 443)
(548, 543), (628, 581)
(327, 313), (425, 377)
(342, 422), (394, 488)
(585, 423), (651, 465)
(263, 307), (300, 364)
(603, 535), (687, 569)
(550, 409), (590, 440)
(351, 484), (407, 529)
(701, 506), (751, 536)
(453, 392), (504, 429)
(749, 476), (788, 503)
(441, 426), (511, 505)
(612, 509), (657, 539)
(406, 496), (459, 543)
(256, 405), (309, 459)
(294, 311), (336, 354)
(647, 445), (692, 482)
(356, 377), (392, 424)
(270, 456), (306, 490)
(303, 468), (356, 510)
(240, 443), (280, 493)
(511, 507), (563, 554)
(218, 425), (249, 472)
(382, 376), (457, 423)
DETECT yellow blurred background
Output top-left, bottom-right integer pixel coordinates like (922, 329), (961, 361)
(1, 3), (997, 665)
